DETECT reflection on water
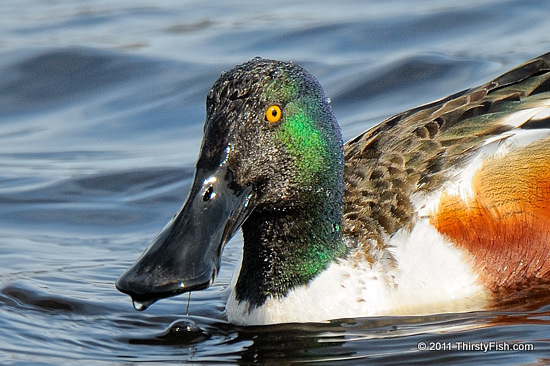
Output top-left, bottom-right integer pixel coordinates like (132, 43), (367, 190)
(116, 310), (550, 364)
(1, 0), (550, 364)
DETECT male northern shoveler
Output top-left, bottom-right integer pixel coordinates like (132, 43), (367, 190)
(117, 53), (550, 325)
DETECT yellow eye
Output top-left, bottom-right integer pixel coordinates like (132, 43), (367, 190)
(265, 105), (282, 123)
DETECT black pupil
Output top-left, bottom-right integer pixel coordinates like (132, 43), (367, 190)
(271, 109), (278, 117)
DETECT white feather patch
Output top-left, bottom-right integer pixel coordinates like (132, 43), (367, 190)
(225, 220), (488, 325)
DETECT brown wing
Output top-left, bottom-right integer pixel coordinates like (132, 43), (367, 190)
(342, 53), (550, 262)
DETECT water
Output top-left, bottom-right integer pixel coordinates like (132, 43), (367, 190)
(1, 0), (550, 364)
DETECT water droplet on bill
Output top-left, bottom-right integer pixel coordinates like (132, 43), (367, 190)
(132, 298), (156, 311)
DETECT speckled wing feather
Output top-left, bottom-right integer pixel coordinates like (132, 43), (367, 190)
(342, 52), (550, 254)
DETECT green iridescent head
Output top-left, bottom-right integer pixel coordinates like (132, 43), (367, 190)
(204, 58), (344, 208)
(201, 58), (347, 306)
(116, 58), (346, 310)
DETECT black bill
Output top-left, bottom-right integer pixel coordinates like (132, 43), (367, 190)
(116, 163), (254, 310)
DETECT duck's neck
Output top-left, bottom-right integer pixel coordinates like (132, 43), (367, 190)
(235, 191), (348, 309)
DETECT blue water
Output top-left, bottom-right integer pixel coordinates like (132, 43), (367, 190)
(2, 0), (550, 364)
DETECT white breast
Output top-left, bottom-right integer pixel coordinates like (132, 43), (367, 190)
(225, 220), (488, 325)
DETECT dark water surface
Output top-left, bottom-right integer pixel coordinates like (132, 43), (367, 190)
(2, 0), (550, 364)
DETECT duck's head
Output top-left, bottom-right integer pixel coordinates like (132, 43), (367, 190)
(116, 58), (345, 310)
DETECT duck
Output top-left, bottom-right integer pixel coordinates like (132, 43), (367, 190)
(116, 53), (550, 325)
